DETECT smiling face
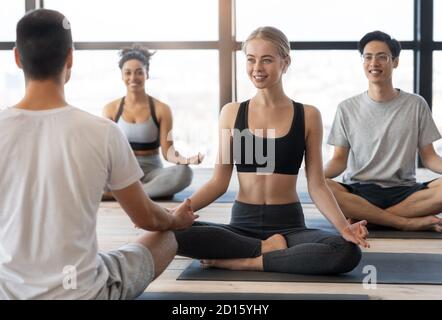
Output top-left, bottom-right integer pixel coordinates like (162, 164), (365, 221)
(121, 59), (147, 92)
(245, 38), (290, 90)
(362, 40), (398, 86)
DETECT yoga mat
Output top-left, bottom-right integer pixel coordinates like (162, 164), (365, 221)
(136, 292), (369, 300)
(305, 217), (442, 239)
(178, 252), (442, 285)
(170, 190), (313, 203)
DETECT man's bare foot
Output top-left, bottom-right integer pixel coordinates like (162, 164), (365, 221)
(200, 256), (263, 271)
(404, 215), (442, 232)
(261, 234), (287, 254)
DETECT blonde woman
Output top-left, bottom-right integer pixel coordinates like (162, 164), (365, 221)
(174, 27), (369, 275)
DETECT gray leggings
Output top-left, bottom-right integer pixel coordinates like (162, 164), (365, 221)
(175, 201), (361, 275)
(137, 155), (193, 199)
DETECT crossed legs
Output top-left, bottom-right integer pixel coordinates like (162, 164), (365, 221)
(326, 179), (442, 231)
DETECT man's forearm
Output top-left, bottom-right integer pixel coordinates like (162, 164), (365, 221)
(324, 159), (346, 179)
(424, 156), (442, 174)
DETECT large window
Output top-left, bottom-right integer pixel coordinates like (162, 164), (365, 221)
(237, 50), (414, 160)
(45, 0), (218, 41)
(0, 1), (25, 41)
(67, 50), (219, 166)
(236, 0), (413, 41)
(1, 0), (442, 167)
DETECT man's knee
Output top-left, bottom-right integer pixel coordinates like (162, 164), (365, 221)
(137, 230), (177, 257)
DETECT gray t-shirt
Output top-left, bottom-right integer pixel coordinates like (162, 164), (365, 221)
(327, 90), (441, 187)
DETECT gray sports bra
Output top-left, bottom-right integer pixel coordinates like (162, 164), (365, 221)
(114, 96), (160, 150)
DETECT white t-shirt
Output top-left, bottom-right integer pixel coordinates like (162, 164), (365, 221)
(0, 106), (143, 299)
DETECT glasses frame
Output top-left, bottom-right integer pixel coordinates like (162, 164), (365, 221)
(361, 53), (394, 64)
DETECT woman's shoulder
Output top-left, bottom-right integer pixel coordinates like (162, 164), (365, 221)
(150, 97), (172, 120)
(151, 97), (169, 111)
(301, 104), (322, 131)
(219, 102), (241, 129)
(302, 104), (320, 118)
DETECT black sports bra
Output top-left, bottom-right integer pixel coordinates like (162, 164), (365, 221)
(233, 100), (305, 175)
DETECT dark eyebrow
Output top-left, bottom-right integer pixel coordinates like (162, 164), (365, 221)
(363, 51), (389, 55)
(123, 67), (144, 72)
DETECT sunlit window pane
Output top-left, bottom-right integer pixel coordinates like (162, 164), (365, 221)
(0, 51), (24, 108)
(236, 0), (413, 41)
(435, 0), (442, 40)
(45, 0), (218, 41)
(0, 0), (25, 41)
(433, 52), (442, 153)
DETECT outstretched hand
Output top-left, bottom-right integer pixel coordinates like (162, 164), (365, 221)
(171, 198), (199, 230)
(187, 153), (205, 165)
(341, 219), (370, 248)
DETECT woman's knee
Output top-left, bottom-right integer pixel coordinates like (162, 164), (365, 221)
(175, 165), (193, 188)
(333, 240), (362, 274)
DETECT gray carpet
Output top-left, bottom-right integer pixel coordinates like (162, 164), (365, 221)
(178, 252), (442, 285)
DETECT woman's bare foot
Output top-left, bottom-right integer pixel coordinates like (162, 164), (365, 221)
(404, 215), (442, 232)
(199, 234), (287, 272)
(261, 234), (287, 254)
(200, 256), (263, 271)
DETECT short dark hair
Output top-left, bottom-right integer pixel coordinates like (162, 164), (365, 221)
(118, 45), (155, 72)
(358, 30), (401, 58)
(16, 9), (73, 80)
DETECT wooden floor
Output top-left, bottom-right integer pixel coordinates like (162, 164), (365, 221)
(97, 200), (442, 300)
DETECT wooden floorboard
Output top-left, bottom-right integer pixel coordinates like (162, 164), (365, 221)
(97, 200), (442, 300)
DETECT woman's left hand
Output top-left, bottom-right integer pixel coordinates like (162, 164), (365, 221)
(341, 219), (370, 248)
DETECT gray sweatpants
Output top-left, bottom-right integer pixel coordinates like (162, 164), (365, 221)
(137, 155), (193, 199)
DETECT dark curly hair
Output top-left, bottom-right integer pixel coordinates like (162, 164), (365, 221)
(118, 45), (155, 72)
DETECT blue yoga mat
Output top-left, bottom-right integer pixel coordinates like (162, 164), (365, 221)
(178, 252), (442, 285)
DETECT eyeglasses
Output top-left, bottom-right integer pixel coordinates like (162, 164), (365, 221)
(361, 53), (393, 64)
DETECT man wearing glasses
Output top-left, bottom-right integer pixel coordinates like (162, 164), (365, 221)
(324, 30), (442, 232)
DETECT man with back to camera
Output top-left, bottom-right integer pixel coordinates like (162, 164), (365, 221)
(0, 9), (198, 299)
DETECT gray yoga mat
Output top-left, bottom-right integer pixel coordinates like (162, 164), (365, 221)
(305, 217), (442, 239)
(136, 292), (369, 300)
(171, 190), (313, 203)
(178, 252), (442, 285)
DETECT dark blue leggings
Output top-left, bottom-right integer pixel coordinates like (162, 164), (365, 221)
(175, 201), (361, 275)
